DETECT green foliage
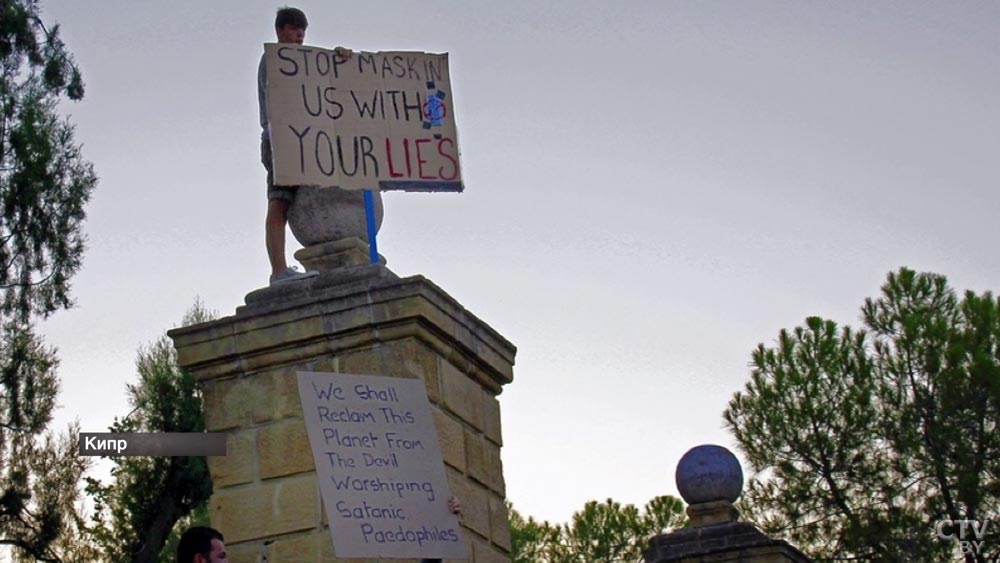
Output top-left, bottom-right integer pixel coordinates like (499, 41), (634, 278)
(509, 495), (685, 563)
(1, 0), (95, 322)
(509, 501), (561, 563)
(726, 268), (1000, 562)
(6, 423), (101, 563)
(154, 503), (210, 563)
(0, 1), (96, 560)
(0, 323), (95, 561)
(87, 302), (217, 563)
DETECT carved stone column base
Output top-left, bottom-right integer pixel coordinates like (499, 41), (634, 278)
(686, 500), (740, 527)
(294, 236), (385, 272)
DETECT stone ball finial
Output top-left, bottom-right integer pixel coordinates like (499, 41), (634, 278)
(675, 444), (743, 504)
(287, 186), (383, 247)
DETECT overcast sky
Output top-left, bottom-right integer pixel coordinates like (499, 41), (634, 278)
(36, 0), (1000, 525)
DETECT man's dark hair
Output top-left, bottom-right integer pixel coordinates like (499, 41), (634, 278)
(177, 526), (224, 563)
(275, 6), (308, 30)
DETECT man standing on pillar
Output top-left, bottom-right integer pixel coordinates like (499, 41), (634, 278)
(258, 7), (350, 285)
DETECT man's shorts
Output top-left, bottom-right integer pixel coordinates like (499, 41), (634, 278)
(261, 137), (297, 202)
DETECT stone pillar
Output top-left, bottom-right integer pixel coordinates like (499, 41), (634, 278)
(643, 445), (813, 563)
(169, 195), (514, 562)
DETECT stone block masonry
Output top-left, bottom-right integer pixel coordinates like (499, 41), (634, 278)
(170, 265), (515, 562)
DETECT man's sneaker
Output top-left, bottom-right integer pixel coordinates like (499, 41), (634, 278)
(269, 266), (318, 286)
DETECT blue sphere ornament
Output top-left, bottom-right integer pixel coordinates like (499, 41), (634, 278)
(675, 444), (744, 504)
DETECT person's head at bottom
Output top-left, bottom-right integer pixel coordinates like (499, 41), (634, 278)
(177, 526), (228, 563)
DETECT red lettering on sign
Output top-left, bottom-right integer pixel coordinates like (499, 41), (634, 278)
(403, 139), (412, 177)
(414, 139), (434, 179)
(385, 138), (404, 178)
(385, 136), (458, 181)
(437, 138), (459, 181)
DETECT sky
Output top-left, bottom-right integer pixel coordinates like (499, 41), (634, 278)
(34, 0), (1000, 526)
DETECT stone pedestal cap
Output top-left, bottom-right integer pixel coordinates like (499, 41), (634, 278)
(643, 445), (814, 562)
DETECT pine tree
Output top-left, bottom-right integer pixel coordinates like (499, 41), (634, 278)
(0, 0), (97, 560)
(1, 0), (94, 321)
(726, 268), (1000, 562)
(509, 495), (685, 562)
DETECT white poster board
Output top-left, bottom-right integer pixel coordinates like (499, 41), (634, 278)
(265, 44), (463, 192)
(297, 371), (467, 559)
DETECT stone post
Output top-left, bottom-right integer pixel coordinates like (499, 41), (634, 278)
(169, 191), (514, 562)
(643, 445), (813, 563)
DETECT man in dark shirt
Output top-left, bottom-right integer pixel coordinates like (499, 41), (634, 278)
(176, 526), (227, 563)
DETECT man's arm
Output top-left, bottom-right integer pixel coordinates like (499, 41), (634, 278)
(258, 52), (268, 139)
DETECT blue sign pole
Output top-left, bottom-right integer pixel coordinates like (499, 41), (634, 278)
(363, 189), (378, 264)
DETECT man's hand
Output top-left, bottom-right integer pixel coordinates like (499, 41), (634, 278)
(447, 496), (462, 515)
(334, 46), (353, 62)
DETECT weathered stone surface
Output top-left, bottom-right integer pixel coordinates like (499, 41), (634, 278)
(201, 377), (248, 431)
(170, 319), (237, 369)
(441, 359), (484, 430)
(482, 392), (503, 446)
(251, 370), (306, 423)
(643, 521), (813, 563)
(207, 430), (255, 487)
(172, 274), (516, 385)
(465, 430), (488, 488)
(643, 444), (807, 562)
(337, 337), (440, 403)
(223, 541), (260, 563)
(287, 187), (383, 247)
(171, 271), (515, 562)
(483, 439), (506, 496)
(258, 420), (315, 479)
(240, 341), (332, 373)
(242, 264), (397, 310)
(294, 236), (387, 274)
(212, 475), (319, 544)
(433, 408), (466, 472)
(175, 334), (237, 371)
(471, 535), (511, 563)
(267, 531), (335, 562)
(488, 493), (512, 551)
(446, 467), (491, 540)
(676, 445), (743, 504)
(686, 500), (740, 527)
(234, 315), (325, 356)
(464, 430), (507, 496)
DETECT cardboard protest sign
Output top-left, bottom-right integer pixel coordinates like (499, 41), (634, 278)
(265, 44), (463, 192)
(296, 371), (467, 560)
